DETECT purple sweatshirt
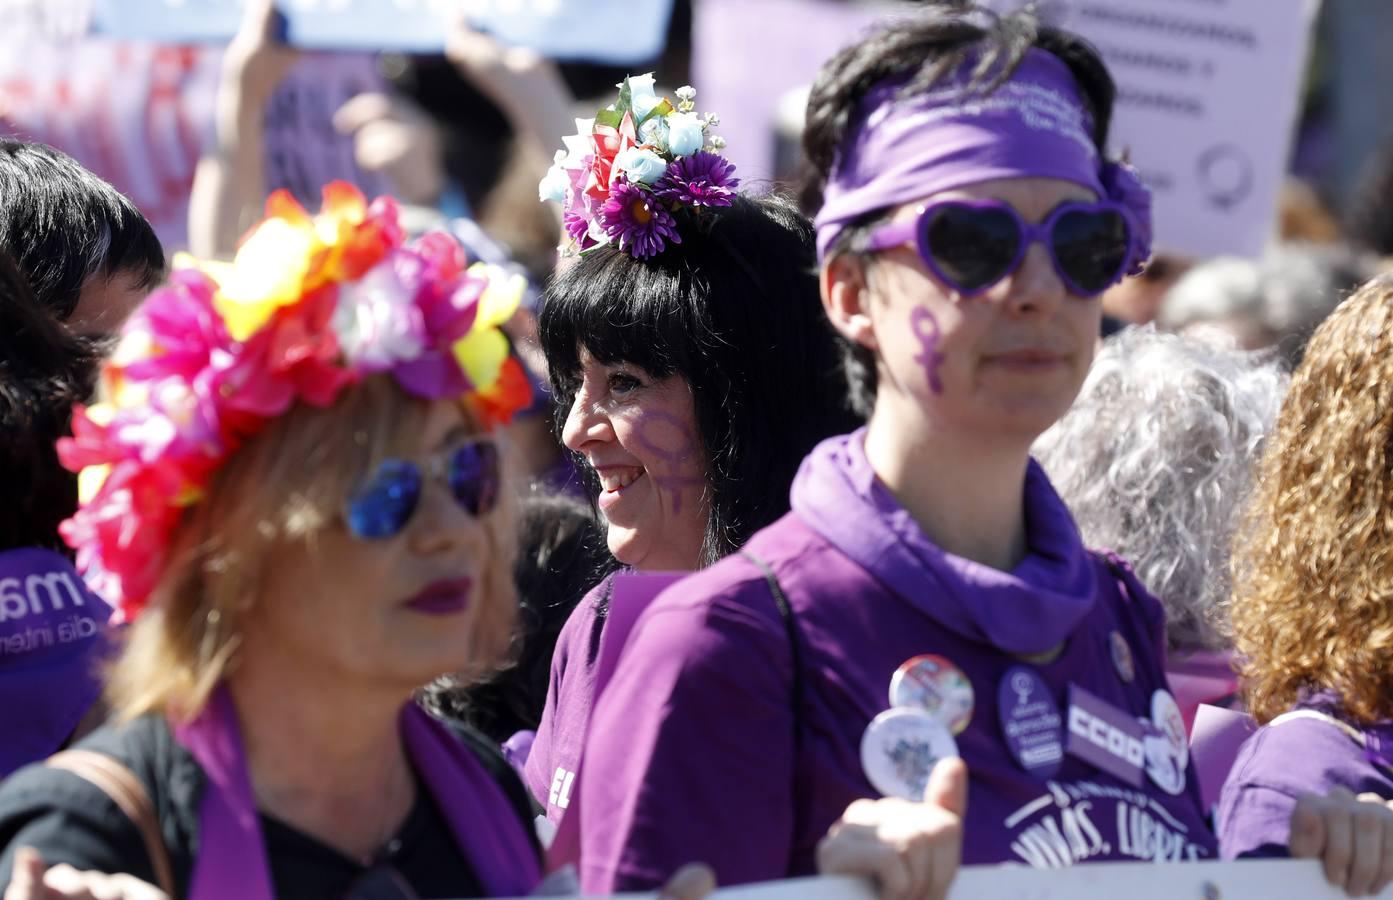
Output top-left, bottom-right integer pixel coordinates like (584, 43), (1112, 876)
(579, 431), (1215, 891)
(526, 577), (610, 821)
(1217, 697), (1393, 858)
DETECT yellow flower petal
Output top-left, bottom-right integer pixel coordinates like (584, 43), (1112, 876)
(469, 263), (526, 328)
(453, 327), (509, 394)
(78, 464), (111, 505)
(215, 219), (319, 340)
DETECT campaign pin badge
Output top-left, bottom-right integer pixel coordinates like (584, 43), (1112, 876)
(997, 665), (1063, 779)
(1109, 631), (1135, 683)
(1065, 683), (1145, 787)
(860, 707), (959, 801)
(1142, 689), (1189, 795)
(889, 654), (975, 734)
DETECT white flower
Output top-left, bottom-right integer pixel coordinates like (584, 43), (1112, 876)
(638, 115), (670, 153)
(538, 164), (570, 203)
(704, 112), (720, 127)
(675, 85), (696, 103)
(626, 73), (662, 120)
(666, 111), (705, 157)
(332, 258), (427, 372)
(614, 146), (668, 185)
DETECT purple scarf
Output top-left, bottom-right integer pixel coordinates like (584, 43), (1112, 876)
(790, 429), (1097, 655)
(172, 686), (542, 899)
(813, 48), (1151, 265)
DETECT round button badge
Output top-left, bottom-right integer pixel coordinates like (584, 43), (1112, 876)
(860, 707), (960, 801)
(1142, 689), (1189, 796)
(1109, 631), (1135, 683)
(997, 665), (1064, 779)
(888, 654), (975, 734)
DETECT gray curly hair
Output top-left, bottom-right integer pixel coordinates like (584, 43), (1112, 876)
(1034, 327), (1288, 651)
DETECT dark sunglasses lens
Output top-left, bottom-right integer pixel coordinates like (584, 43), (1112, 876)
(1052, 209), (1130, 295)
(448, 442), (501, 517)
(346, 460), (423, 540)
(923, 205), (1021, 292)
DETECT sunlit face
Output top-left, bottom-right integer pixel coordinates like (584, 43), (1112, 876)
(242, 399), (511, 695)
(561, 350), (709, 571)
(854, 177), (1104, 443)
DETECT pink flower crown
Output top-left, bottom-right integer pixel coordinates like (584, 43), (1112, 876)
(57, 182), (533, 622)
(538, 74), (739, 259)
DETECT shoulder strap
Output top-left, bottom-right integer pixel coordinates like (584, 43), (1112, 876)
(46, 749), (176, 897)
(740, 550), (803, 745)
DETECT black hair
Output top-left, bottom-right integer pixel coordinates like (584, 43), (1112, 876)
(539, 193), (862, 565)
(0, 138), (166, 322)
(421, 488), (616, 742)
(0, 250), (98, 553)
(800, 1), (1117, 415)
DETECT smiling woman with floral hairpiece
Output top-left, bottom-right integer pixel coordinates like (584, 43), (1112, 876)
(521, 74), (862, 827)
(0, 184), (544, 899)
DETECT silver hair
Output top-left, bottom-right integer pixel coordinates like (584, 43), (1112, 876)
(1034, 326), (1288, 651)
(1159, 241), (1370, 365)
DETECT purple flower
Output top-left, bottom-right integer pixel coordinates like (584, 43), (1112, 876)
(600, 181), (681, 259)
(655, 152), (739, 208)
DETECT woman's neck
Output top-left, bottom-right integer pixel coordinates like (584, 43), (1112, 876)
(864, 406), (1032, 572)
(227, 658), (417, 864)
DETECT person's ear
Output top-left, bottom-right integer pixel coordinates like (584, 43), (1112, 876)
(820, 255), (878, 353)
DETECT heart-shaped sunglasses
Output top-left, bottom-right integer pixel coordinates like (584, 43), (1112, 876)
(345, 441), (501, 541)
(865, 198), (1138, 298)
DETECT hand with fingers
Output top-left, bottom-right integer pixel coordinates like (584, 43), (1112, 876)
(817, 757), (967, 900)
(3, 848), (168, 900)
(333, 92), (446, 207)
(1289, 788), (1393, 898)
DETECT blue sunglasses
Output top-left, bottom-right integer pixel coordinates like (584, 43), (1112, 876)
(345, 441), (501, 541)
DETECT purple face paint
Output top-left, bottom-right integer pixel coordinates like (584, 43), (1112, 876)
(910, 307), (945, 395)
(633, 410), (705, 515)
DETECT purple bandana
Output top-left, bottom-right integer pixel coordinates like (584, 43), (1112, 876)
(814, 48), (1151, 267)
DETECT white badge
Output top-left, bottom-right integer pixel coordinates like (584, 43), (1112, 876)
(859, 707), (959, 801)
(1142, 689), (1189, 795)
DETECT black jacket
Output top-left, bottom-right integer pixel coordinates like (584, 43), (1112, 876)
(0, 711), (540, 898)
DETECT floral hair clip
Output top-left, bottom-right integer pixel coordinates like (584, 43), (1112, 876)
(57, 182), (533, 621)
(538, 73), (739, 259)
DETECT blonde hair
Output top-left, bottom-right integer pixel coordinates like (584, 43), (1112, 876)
(106, 376), (519, 722)
(1227, 275), (1393, 725)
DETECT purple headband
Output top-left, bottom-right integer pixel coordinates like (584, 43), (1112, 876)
(813, 48), (1151, 270)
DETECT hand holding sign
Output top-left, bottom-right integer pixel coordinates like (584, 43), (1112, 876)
(817, 757), (967, 900)
(1289, 788), (1393, 897)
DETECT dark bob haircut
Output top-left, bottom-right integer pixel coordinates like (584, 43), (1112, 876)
(0, 138), (165, 322)
(540, 193), (862, 565)
(800, 1), (1117, 415)
(0, 250), (98, 552)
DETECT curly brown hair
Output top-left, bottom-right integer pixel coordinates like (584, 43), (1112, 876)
(1228, 274), (1393, 725)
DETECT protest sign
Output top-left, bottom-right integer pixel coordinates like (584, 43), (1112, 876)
(90, 0), (676, 64)
(982, 0), (1321, 260)
(499, 860), (1393, 899)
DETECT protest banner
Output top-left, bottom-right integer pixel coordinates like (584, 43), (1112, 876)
(982, 0), (1322, 260)
(90, 0), (676, 64)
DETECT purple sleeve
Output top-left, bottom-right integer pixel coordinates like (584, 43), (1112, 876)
(525, 623), (568, 806)
(578, 579), (796, 892)
(1217, 716), (1380, 859)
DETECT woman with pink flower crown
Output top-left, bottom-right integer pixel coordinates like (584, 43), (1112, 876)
(572, 4), (1393, 898)
(0, 183), (549, 899)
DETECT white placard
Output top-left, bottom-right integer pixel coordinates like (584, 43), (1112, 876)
(980, 0), (1320, 260)
(508, 860), (1393, 899)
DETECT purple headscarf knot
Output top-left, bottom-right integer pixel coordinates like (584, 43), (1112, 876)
(814, 47), (1153, 275)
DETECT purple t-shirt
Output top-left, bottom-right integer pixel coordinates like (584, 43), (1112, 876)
(1217, 699), (1393, 858)
(578, 432), (1216, 892)
(525, 577), (611, 821)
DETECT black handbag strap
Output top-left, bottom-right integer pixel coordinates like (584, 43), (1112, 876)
(740, 550), (803, 746)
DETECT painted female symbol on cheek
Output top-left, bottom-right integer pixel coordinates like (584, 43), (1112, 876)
(910, 307), (945, 395)
(633, 411), (706, 515)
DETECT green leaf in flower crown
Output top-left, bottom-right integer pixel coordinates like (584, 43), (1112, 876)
(595, 107), (623, 129)
(615, 78), (634, 118)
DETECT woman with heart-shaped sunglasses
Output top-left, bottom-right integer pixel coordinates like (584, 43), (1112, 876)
(575, 5), (1393, 899)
